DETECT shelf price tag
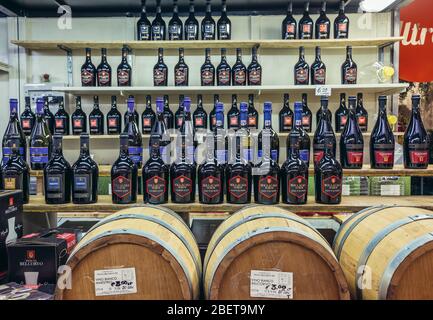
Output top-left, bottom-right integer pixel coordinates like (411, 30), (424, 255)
(315, 86), (332, 97)
(250, 270), (293, 299)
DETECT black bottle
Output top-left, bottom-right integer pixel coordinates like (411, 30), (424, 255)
(334, 1), (349, 39)
(174, 48), (189, 86)
(43, 97), (55, 135)
(313, 97), (336, 167)
(54, 97), (70, 135)
(216, 48), (231, 86)
(81, 48), (97, 86)
(299, 2), (313, 39)
(201, 1), (216, 40)
(209, 94), (219, 131)
(71, 96), (87, 135)
(44, 135), (72, 204)
(258, 102), (279, 163)
(150, 97), (171, 165)
(97, 48), (112, 87)
(315, 1), (330, 39)
(89, 96), (104, 135)
(124, 97), (143, 168)
(342, 46), (357, 84)
(282, 1), (297, 40)
(247, 94), (259, 130)
(301, 93), (312, 133)
(3, 99), (26, 165)
(316, 101), (332, 128)
(2, 135), (30, 204)
(247, 46), (262, 86)
(111, 133), (138, 204)
(175, 95), (185, 129)
(193, 95), (208, 130)
(30, 98), (51, 171)
(232, 48), (247, 86)
(107, 96), (122, 135)
(227, 94), (240, 130)
(340, 96), (364, 169)
(137, 0), (152, 40)
(201, 48), (215, 86)
(356, 93), (368, 132)
(151, 1), (166, 40)
(20, 97), (36, 137)
(217, 0), (231, 40)
(311, 47), (326, 85)
(117, 46), (132, 87)
(154, 48), (168, 86)
(163, 95), (174, 129)
(254, 142), (280, 205)
(72, 134), (99, 204)
(124, 95), (140, 129)
(370, 96), (395, 169)
(168, 0), (183, 40)
(335, 93), (348, 133)
(287, 102), (311, 167)
(279, 93), (293, 133)
(142, 95), (156, 134)
(185, 1), (199, 40)
(294, 46), (309, 85)
(404, 94), (430, 169)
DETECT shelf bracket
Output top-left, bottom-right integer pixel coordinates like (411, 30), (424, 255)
(58, 44), (73, 87)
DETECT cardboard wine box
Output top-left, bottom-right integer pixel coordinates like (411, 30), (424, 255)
(0, 282), (53, 300)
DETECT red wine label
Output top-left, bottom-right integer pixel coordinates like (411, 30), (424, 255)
(22, 119), (31, 129)
(258, 175), (279, 199)
(322, 176), (342, 199)
(319, 24), (327, 33)
(374, 150), (394, 165)
(146, 176), (166, 199)
(118, 70), (130, 86)
(338, 23), (348, 32)
(288, 176), (308, 199)
(175, 69), (187, 85)
(81, 70), (94, 85)
(344, 68), (357, 83)
(173, 175), (193, 198)
(314, 150), (324, 164)
(154, 69), (166, 85)
(228, 175), (248, 199)
(234, 70), (246, 85)
(55, 119), (64, 128)
(410, 150), (429, 164)
(201, 176), (222, 199)
(90, 119), (98, 128)
(295, 69), (308, 83)
(195, 117), (204, 127)
(314, 69), (326, 84)
(248, 116), (257, 126)
(143, 118), (151, 127)
(302, 24), (311, 34)
(229, 116), (238, 126)
(73, 119), (83, 129)
(358, 116), (367, 125)
(302, 116), (310, 126)
(284, 116), (292, 126)
(112, 176), (131, 199)
(248, 69), (261, 85)
(347, 151), (364, 165)
(211, 116), (216, 126)
(218, 70), (230, 84)
(98, 70), (110, 85)
(201, 70), (214, 85)
(177, 117), (184, 127)
(108, 118), (117, 128)
(286, 24), (295, 34)
(340, 115), (347, 127)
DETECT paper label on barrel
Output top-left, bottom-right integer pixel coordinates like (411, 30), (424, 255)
(94, 267), (137, 297)
(250, 270), (293, 299)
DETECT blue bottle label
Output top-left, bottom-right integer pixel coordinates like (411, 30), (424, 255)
(299, 149), (310, 164)
(30, 147), (49, 164)
(2, 147), (25, 163)
(243, 149), (252, 162)
(128, 146), (143, 164)
(216, 149), (226, 164)
(271, 150), (278, 162)
(47, 175), (62, 192)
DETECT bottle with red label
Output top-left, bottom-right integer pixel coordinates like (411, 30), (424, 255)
(311, 47), (326, 85)
(142, 95), (156, 134)
(216, 48), (231, 86)
(107, 96), (122, 135)
(201, 48), (215, 86)
(403, 94), (430, 169)
(71, 96), (87, 135)
(313, 97), (336, 167)
(227, 94), (239, 130)
(96, 48), (112, 87)
(81, 48), (96, 87)
(282, 1), (296, 40)
(247, 94), (259, 130)
(247, 46), (262, 86)
(299, 2), (313, 39)
(43, 97), (55, 135)
(316, 100), (332, 128)
(334, 1), (349, 39)
(20, 97), (35, 137)
(111, 133), (137, 204)
(287, 102), (310, 167)
(117, 46), (132, 87)
(341, 46), (357, 85)
(258, 102), (279, 164)
(193, 94), (208, 131)
(232, 48), (247, 86)
(53, 97), (70, 135)
(154, 48), (168, 86)
(335, 93), (348, 133)
(174, 48), (189, 86)
(175, 95), (185, 130)
(89, 96), (104, 135)
(279, 93), (293, 133)
(301, 93), (312, 133)
(340, 96), (364, 169)
(294, 46), (309, 85)
(315, 1), (330, 39)
(124, 97), (143, 168)
(356, 93), (368, 132)
(315, 137), (342, 204)
(163, 95), (174, 129)
(209, 94), (219, 131)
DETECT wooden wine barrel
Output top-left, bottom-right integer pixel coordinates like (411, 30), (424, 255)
(56, 206), (201, 300)
(333, 205), (433, 300)
(203, 205), (350, 300)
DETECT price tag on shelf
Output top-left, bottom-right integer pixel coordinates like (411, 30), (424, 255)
(315, 86), (332, 97)
(94, 267), (137, 297)
(250, 270), (293, 299)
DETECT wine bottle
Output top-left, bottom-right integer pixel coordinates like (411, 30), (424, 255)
(356, 93), (368, 132)
(43, 97), (55, 134)
(150, 97), (171, 165)
(301, 93), (312, 133)
(287, 102), (311, 167)
(279, 93), (293, 133)
(44, 135), (72, 204)
(168, 0), (183, 40)
(247, 46), (262, 86)
(185, 0), (199, 40)
(30, 98), (51, 171)
(236, 102), (253, 163)
(370, 96), (395, 169)
(154, 48), (168, 86)
(163, 95), (174, 129)
(340, 96), (364, 169)
(124, 97), (143, 168)
(175, 95), (185, 129)
(72, 133), (99, 204)
(151, 0), (166, 40)
(217, 0), (231, 40)
(247, 94), (259, 129)
(142, 95), (156, 134)
(315, 1), (330, 39)
(294, 47), (309, 85)
(89, 96), (104, 135)
(341, 46), (357, 84)
(193, 94), (208, 130)
(227, 94), (240, 130)
(117, 46), (132, 87)
(107, 96), (122, 135)
(111, 133), (138, 204)
(71, 96), (87, 135)
(335, 93), (348, 133)
(201, 1), (216, 40)
(334, 1), (349, 39)
(20, 97), (35, 137)
(3, 99), (26, 165)
(282, 1), (297, 40)
(137, 0), (151, 40)
(214, 102), (226, 166)
(315, 137), (343, 204)
(201, 48), (215, 86)
(311, 46), (326, 85)
(97, 48), (112, 87)
(174, 48), (189, 86)
(254, 140), (280, 205)
(316, 101), (332, 128)
(81, 48), (97, 86)
(209, 94), (219, 131)
(232, 48), (247, 86)
(124, 95), (140, 129)
(54, 97), (70, 135)
(258, 102), (279, 163)
(313, 97), (336, 167)
(299, 2), (313, 39)
(216, 48), (231, 86)
(404, 94), (430, 169)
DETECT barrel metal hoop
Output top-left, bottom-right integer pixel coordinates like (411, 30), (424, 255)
(378, 233), (433, 300)
(355, 214), (433, 300)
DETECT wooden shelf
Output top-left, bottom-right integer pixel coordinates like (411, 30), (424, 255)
(11, 37), (403, 51)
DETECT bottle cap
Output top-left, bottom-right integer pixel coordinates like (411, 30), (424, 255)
(240, 102), (248, 113)
(264, 102), (272, 112)
(156, 97), (164, 113)
(379, 95), (387, 102)
(127, 97), (135, 112)
(9, 99), (18, 112)
(183, 97), (191, 112)
(216, 102), (224, 113)
(36, 98), (44, 114)
(348, 96), (357, 102)
(412, 94), (421, 101)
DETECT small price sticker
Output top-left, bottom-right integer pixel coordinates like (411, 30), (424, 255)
(315, 86), (332, 97)
(250, 270), (293, 299)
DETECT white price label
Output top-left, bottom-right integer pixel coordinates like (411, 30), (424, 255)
(250, 270), (293, 299)
(380, 185), (401, 196)
(315, 86), (332, 97)
(94, 267), (137, 297)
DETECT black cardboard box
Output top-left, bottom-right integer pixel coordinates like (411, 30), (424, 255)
(0, 282), (53, 300)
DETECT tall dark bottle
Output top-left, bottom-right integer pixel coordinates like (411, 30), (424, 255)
(150, 97), (171, 165)
(404, 94), (430, 169)
(201, 1), (216, 40)
(316, 101), (332, 128)
(43, 97), (55, 134)
(163, 95), (174, 129)
(89, 96), (104, 135)
(20, 97), (35, 137)
(124, 98), (143, 168)
(294, 47), (309, 85)
(2, 135), (30, 204)
(254, 140), (280, 205)
(356, 93), (368, 132)
(340, 96), (364, 169)
(335, 93), (348, 133)
(142, 95), (156, 134)
(124, 95), (140, 128)
(181, 97), (197, 163)
(54, 97), (70, 135)
(193, 95), (208, 130)
(214, 102), (226, 166)
(209, 94), (219, 131)
(111, 133), (138, 204)
(96, 48), (112, 87)
(247, 46), (262, 86)
(301, 93), (312, 133)
(217, 0), (231, 40)
(311, 47), (326, 85)
(154, 48), (168, 86)
(151, 1), (166, 40)
(44, 135), (72, 204)
(185, 1), (199, 40)
(247, 94), (259, 130)
(137, 0), (151, 40)
(168, 0), (183, 40)
(216, 48), (231, 86)
(81, 48), (96, 87)
(258, 102), (279, 163)
(201, 48), (215, 86)
(334, 1), (349, 39)
(232, 48), (247, 86)
(287, 102), (311, 167)
(30, 98), (51, 171)
(107, 96), (122, 135)
(315, 1), (330, 39)
(175, 95), (185, 129)
(174, 48), (189, 86)
(117, 46), (132, 87)
(299, 2), (313, 39)
(279, 93), (293, 133)
(313, 97), (336, 167)
(71, 96), (87, 135)
(72, 134), (98, 204)
(227, 94), (239, 130)
(315, 137), (343, 204)
(370, 96), (395, 169)
(342, 46), (357, 84)
(3, 99), (26, 165)
(282, 1), (296, 40)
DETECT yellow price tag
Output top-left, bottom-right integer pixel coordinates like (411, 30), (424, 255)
(388, 115), (398, 126)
